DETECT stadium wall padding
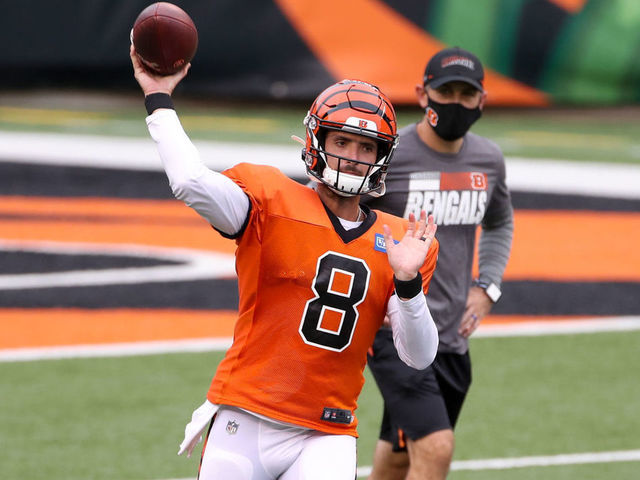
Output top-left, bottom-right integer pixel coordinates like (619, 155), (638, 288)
(2, 0), (639, 106)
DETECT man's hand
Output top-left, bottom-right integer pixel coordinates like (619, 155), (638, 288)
(130, 45), (190, 97)
(459, 286), (493, 337)
(383, 211), (437, 282)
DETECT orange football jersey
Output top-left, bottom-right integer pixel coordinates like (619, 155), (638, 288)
(207, 163), (439, 436)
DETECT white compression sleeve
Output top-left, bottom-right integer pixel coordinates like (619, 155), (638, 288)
(146, 109), (250, 235)
(387, 293), (438, 370)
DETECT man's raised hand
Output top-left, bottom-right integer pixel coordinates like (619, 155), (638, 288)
(383, 211), (437, 282)
(130, 45), (190, 97)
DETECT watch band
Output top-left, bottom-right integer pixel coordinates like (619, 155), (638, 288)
(472, 279), (502, 303)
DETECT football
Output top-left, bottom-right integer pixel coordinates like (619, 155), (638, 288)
(131, 2), (198, 75)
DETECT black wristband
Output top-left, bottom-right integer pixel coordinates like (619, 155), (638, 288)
(144, 93), (174, 115)
(394, 273), (423, 299)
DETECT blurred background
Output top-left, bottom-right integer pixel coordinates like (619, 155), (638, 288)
(1, 1), (639, 479)
(4, 0), (640, 104)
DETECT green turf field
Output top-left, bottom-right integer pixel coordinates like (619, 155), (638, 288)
(1, 330), (639, 480)
(1, 96), (639, 165)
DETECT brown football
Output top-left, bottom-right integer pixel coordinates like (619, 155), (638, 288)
(131, 2), (198, 75)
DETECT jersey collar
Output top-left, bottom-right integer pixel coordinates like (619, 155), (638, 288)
(322, 203), (377, 243)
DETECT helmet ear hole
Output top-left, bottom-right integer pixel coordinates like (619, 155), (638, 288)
(316, 128), (327, 151)
(376, 141), (387, 162)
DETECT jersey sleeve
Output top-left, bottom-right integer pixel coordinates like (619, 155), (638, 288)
(482, 151), (513, 228)
(221, 163), (286, 209)
(420, 237), (439, 295)
(221, 163), (291, 240)
(479, 153), (514, 286)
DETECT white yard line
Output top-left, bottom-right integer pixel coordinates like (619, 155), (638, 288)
(157, 448), (640, 479)
(2, 316), (639, 363)
(449, 449), (640, 471)
(474, 315), (640, 337)
(0, 338), (233, 362)
(1, 131), (640, 198)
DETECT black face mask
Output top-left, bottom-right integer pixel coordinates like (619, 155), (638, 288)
(425, 97), (482, 141)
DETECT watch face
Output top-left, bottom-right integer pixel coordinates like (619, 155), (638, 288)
(486, 283), (502, 302)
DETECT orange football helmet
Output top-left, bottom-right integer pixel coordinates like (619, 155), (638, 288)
(303, 79), (398, 197)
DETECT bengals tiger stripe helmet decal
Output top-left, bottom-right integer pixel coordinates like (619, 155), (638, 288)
(302, 79), (398, 197)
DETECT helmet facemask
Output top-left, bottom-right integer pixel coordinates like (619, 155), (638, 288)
(302, 80), (398, 197)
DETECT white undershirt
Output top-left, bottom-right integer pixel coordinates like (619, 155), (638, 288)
(338, 217), (362, 230)
(146, 108), (438, 370)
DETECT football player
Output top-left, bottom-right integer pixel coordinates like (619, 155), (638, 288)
(130, 45), (440, 480)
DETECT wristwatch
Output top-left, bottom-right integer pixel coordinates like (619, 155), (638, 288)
(472, 280), (502, 303)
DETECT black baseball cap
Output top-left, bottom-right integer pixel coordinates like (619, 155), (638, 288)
(423, 47), (484, 91)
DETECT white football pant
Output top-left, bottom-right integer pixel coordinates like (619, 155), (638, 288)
(199, 406), (357, 480)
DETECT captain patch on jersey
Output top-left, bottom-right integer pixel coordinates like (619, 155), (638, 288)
(403, 171), (488, 226)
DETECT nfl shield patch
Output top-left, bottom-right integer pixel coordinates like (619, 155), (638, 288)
(226, 420), (239, 435)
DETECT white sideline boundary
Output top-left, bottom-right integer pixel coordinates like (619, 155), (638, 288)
(157, 449), (640, 479)
(2, 316), (639, 363)
(1, 131), (640, 198)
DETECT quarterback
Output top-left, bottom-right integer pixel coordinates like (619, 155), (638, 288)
(130, 46), (439, 479)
